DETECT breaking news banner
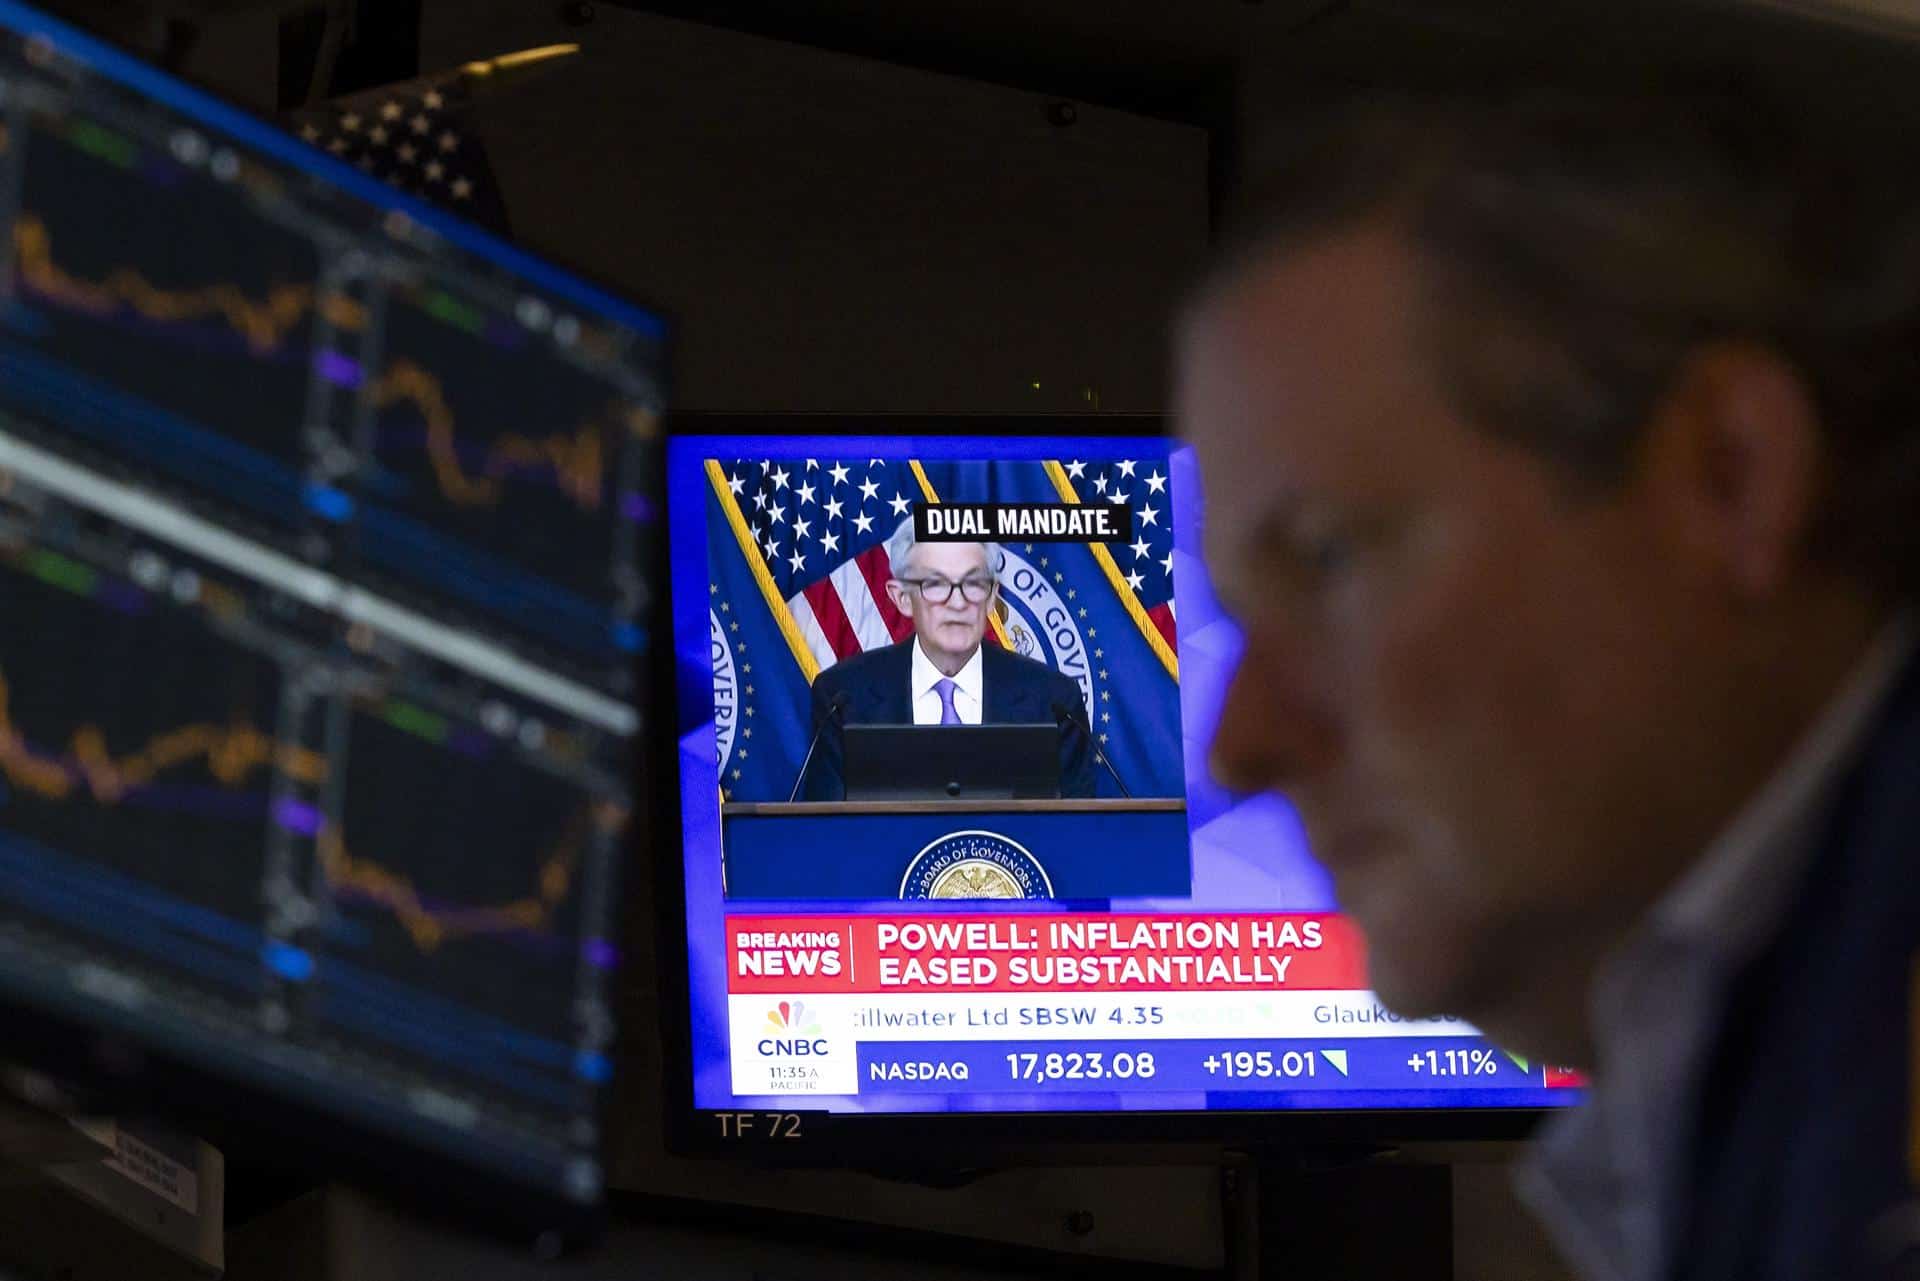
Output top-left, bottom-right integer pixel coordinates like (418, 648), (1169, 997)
(667, 436), (1585, 1118)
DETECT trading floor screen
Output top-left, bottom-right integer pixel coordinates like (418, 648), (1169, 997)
(0, 4), (665, 1206)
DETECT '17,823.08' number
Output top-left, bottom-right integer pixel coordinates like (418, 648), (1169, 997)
(1005, 1051), (1157, 1082)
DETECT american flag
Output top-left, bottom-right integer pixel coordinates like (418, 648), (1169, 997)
(1056, 457), (1178, 653)
(284, 71), (512, 235)
(717, 456), (1177, 674)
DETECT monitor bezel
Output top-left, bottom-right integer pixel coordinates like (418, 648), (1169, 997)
(653, 412), (1560, 1166)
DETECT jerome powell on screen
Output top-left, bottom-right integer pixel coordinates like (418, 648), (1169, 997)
(797, 518), (1094, 800)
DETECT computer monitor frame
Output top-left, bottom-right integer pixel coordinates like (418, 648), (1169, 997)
(0, 3), (668, 1244)
(655, 414), (1557, 1167)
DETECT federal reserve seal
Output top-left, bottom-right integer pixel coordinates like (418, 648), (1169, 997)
(900, 830), (1054, 900)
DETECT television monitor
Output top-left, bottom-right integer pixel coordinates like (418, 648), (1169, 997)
(661, 426), (1584, 1159)
(0, 1), (666, 1239)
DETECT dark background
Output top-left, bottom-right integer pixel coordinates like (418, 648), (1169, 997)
(21, 2), (1920, 1277)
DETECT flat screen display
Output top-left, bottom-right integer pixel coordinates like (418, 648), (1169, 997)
(667, 434), (1585, 1127)
(0, 0), (664, 1215)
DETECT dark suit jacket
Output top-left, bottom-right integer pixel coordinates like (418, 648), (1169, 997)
(1665, 647), (1920, 1281)
(797, 639), (1096, 801)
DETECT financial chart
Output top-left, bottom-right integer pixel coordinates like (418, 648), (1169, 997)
(0, 7), (663, 1206)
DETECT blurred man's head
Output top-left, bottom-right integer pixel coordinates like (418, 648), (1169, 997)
(1177, 89), (1912, 1061)
(884, 522), (999, 676)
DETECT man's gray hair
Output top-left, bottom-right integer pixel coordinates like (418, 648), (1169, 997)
(1190, 81), (1920, 599)
(884, 516), (1002, 581)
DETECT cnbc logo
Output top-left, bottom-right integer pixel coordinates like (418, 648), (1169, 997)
(758, 1001), (829, 1057)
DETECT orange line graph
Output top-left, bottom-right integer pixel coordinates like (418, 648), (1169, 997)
(0, 662), (623, 952)
(317, 799), (626, 951)
(12, 215), (367, 352)
(0, 666), (327, 803)
(371, 357), (610, 512)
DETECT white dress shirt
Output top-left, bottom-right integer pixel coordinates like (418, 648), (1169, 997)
(910, 640), (984, 726)
(1519, 616), (1916, 1281)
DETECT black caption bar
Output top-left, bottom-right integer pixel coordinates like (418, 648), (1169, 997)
(914, 502), (1132, 544)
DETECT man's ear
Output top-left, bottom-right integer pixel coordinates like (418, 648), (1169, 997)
(1641, 342), (1824, 599)
(885, 579), (913, 614)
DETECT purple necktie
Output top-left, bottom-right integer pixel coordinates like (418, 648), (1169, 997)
(934, 677), (961, 725)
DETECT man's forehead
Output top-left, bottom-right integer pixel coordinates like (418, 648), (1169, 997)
(909, 541), (991, 573)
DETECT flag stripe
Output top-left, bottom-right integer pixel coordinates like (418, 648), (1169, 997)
(785, 590), (840, 674)
(854, 545), (915, 643)
(800, 577), (863, 662)
(830, 555), (898, 651)
(1148, 602), (1178, 652)
(706, 460), (820, 682)
(1041, 459), (1179, 681)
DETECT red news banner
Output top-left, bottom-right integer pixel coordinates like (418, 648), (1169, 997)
(728, 914), (1369, 994)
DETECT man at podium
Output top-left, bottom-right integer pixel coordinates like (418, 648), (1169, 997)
(797, 524), (1096, 801)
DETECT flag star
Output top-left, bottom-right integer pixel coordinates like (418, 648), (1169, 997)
(341, 112), (362, 132)
(821, 530), (841, 553)
(789, 549), (807, 573)
(793, 516), (812, 541)
(1117, 459), (1137, 478)
(805, 458), (818, 469)
(752, 490), (768, 511)
(854, 512), (875, 535)
(423, 89), (444, 110)
(1109, 490), (1129, 505)
(771, 466), (790, 491)
(397, 143), (417, 164)
(869, 457), (885, 467)
(761, 536), (777, 559)
(1161, 552), (1176, 576)
(1066, 460), (1086, 479)
(424, 159), (445, 181)
(1139, 504), (1159, 527)
(769, 505), (786, 524)
(327, 138), (348, 154)
(1125, 570), (1145, 592)
(796, 481), (816, 506)
(439, 130), (459, 152)
(888, 494), (911, 517)
(825, 497), (844, 521)
(381, 100), (403, 120)
(411, 113), (432, 134)
(369, 124), (388, 144)
(300, 122), (320, 142)
(354, 156), (374, 171)
(859, 478), (880, 502)
(1131, 537), (1151, 560)
(1093, 474), (1109, 493)
(451, 177), (473, 200)
(727, 472), (745, 495)
(829, 462), (850, 486)
(1145, 470), (1167, 495)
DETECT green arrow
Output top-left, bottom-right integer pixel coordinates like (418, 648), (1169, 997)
(1503, 1051), (1531, 1073)
(1320, 1050), (1349, 1077)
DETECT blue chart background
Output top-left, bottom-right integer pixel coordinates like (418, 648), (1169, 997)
(667, 434), (1567, 1116)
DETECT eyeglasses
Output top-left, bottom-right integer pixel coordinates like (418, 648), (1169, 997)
(899, 575), (996, 604)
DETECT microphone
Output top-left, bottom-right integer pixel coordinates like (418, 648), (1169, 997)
(788, 691), (851, 803)
(1051, 699), (1131, 798)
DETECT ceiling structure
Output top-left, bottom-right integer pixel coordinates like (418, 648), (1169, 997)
(599, 0), (1920, 131)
